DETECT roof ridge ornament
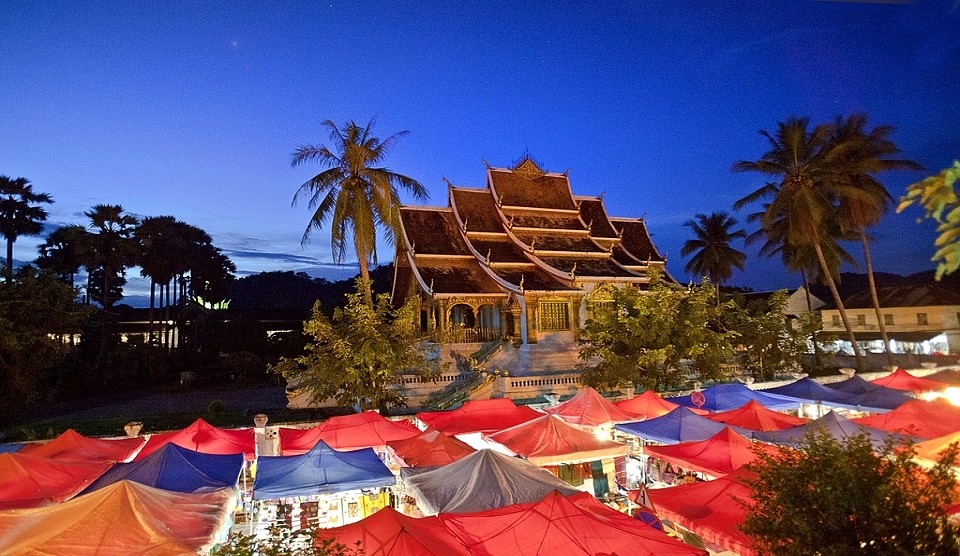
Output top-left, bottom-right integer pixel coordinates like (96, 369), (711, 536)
(461, 217), (469, 233)
(519, 274), (525, 292)
(486, 249), (492, 265)
(429, 278), (434, 295)
(569, 262), (577, 279)
(507, 215), (515, 229)
(443, 177), (453, 188)
(512, 157), (545, 180)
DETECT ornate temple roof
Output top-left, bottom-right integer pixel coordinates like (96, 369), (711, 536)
(394, 159), (667, 300)
(611, 217), (666, 264)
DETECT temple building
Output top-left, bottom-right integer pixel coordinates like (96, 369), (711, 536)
(392, 158), (671, 347)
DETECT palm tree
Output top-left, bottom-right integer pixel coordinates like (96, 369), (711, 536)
(85, 204), (138, 310)
(37, 224), (88, 289)
(0, 176), (53, 278)
(291, 118), (428, 306)
(135, 216), (179, 344)
(680, 212), (746, 297)
(827, 114), (923, 366)
(733, 116), (867, 371)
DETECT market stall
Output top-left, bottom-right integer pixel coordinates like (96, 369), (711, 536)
(541, 387), (639, 427)
(81, 443), (244, 494)
(615, 406), (736, 445)
(614, 390), (708, 419)
(0, 451), (111, 509)
(134, 418), (255, 461)
(19, 429), (145, 463)
(386, 427), (475, 468)
(279, 411), (420, 455)
(704, 400), (808, 431)
(667, 383), (802, 412)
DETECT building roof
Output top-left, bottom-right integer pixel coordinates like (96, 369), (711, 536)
(394, 159), (667, 299)
(611, 218), (665, 263)
(839, 284), (960, 309)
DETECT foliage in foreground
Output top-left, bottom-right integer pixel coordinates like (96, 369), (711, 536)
(578, 273), (736, 391)
(899, 160), (960, 279)
(722, 290), (813, 381)
(0, 266), (91, 425)
(210, 527), (362, 556)
(272, 280), (440, 411)
(742, 430), (960, 555)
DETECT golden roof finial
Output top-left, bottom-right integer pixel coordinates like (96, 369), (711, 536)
(519, 274), (525, 292)
(486, 249), (492, 265)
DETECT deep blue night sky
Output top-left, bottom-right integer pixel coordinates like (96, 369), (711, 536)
(2, 1), (959, 298)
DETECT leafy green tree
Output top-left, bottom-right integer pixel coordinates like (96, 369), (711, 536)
(724, 290), (810, 381)
(211, 526), (363, 556)
(681, 211), (746, 296)
(0, 176), (53, 278)
(0, 266), (91, 424)
(578, 272), (736, 391)
(898, 160), (960, 279)
(742, 430), (960, 556)
(291, 118), (428, 306)
(828, 114), (921, 366)
(733, 116), (866, 371)
(272, 279), (439, 411)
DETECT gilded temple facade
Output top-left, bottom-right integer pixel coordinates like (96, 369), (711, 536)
(392, 158), (671, 346)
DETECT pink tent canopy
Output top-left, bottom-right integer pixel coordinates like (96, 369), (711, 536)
(318, 507), (471, 556)
(386, 428), (475, 467)
(648, 469), (757, 556)
(280, 411), (421, 455)
(417, 398), (541, 435)
(643, 427), (782, 478)
(870, 368), (948, 393)
(0, 452), (111, 510)
(0, 480), (233, 555)
(134, 419), (255, 461)
(915, 430), (960, 462)
(484, 414), (628, 466)
(853, 399), (960, 439)
(705, 400), (808, 431)
(439, 490), (706, 556)
(542, 387), (639, 427)
(20, 429), (145, 463)
(614, 390), (708, 419)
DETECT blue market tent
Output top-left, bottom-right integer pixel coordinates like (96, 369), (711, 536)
(615, 406), (735, 445)
(0, 444), (23, 454)
(666, 383), (801, 412)
(81, 443), (243, 495)
(253, 441), (395, 500)
(751, 410), (912, 449)
(824, 376), (912, 412)
(761, 378), (863, 411)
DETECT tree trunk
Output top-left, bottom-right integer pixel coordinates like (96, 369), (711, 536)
(148, 280), (156, 345)
(861, 230), (894, 367)
(5, 238), (13, 279)
(813, 241), (866, 372)
(356, 238), (374, 308)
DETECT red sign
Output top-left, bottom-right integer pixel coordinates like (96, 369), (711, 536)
(691, 391), (706, 408)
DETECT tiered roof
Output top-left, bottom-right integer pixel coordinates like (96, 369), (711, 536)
(394, 159), (669, 299)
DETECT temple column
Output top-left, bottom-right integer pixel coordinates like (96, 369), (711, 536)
(525, 294), (538, 344)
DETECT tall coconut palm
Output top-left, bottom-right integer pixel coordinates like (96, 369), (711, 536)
(681, 212), (746, 296)
(733, 116), (867, 371)
(291, 118), (428, 306)
(827, 113), (923, 366)
(0, 176), (53, 278)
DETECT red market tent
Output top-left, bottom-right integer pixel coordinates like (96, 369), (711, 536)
(133, 419), (255, 461)
(614, 390), (708, 419)
(0, 452), (111, 510)
(386, 428), (475, 467)
(705, 400), (808, 431)
(318, 507), (471, 556)
(542, 387), (639, 427)
(439, 490), (706, 556)
(648, 469), (757, 556)
(20, 429), (145, 463)
(870, 368), (949, 393)
(643, 427), (782, 478)
(484, 414), (629, 466)
(417, 398), (542, 435)
(853, 399), (960, 439)
(0, 480), (233, 555)
(280, 411), (421, 455)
